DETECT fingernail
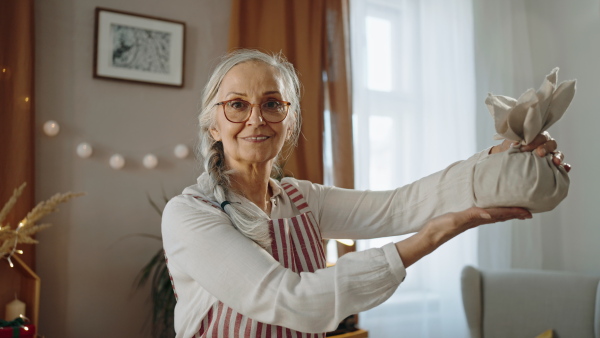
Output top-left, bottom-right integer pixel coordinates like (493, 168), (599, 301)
(480, 213), (492, 219)
(538, 148), (547, 157)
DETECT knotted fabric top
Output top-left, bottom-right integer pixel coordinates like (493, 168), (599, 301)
(486, 67), (576, 144)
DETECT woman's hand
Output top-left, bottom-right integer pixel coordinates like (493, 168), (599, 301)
(395, 207), (532, 268)
(489, 132), (571, 172)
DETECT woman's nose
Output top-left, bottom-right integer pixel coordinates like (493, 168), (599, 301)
(246, 105), (265, 125)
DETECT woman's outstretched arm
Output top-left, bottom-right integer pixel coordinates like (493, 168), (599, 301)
(395, 206), (531, 268)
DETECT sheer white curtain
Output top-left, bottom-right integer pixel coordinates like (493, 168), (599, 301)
(472, 0), (545, 270)
(350, 0), (477, 336)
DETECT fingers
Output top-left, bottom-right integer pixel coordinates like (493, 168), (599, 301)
(483, 207), (532, 220)
(517, 133), (571, 172)
(454, 207), (532, 230)
(552, 151), (564, 164)
(549, 151), (571, 172)
(520, 132), (557, 155)
(520, 132), (551, 152)
(535, 139), (558, 157)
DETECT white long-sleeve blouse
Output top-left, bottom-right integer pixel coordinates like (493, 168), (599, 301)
(161, 148), (568, 337)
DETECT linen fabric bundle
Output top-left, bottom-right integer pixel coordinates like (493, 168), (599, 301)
(473, 68), (575, 213)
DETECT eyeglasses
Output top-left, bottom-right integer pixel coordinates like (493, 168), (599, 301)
(215, 99), (291, 123)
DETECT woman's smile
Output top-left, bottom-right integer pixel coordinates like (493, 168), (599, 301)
(241, 135), (271, 142)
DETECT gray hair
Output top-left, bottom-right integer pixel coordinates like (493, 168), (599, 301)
(197, 49), (302, 248)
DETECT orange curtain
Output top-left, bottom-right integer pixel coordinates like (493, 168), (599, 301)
(229, 0), (353, 187)
(324, 0), (354, 190)
(0, 0), (36, 268)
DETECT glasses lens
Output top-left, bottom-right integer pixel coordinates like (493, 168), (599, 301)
(261, 101), (288, 122)
(224, 100), (250, 122)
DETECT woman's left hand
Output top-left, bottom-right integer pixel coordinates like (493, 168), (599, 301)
(489, 132), (571, 173)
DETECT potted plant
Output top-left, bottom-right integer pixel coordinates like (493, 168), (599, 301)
(134, 194), (176, 338)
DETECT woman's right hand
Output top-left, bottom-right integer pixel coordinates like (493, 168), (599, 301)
(489, 132), (571, 173)
(395, 207), (532, 268)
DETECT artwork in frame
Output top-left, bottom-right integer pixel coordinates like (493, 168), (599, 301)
(94, 8), (185, 87)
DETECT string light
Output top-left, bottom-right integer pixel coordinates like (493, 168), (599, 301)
(143, 154), (158, 169)
(4, 224), (25, 268)
(76, 142), (93, 158)
(109, 154), (125, 170)
(43, 120), (191, 168)
(3, 238), (30, 268)
(174, 144), (190, 159)
(43, 120), (60, 136)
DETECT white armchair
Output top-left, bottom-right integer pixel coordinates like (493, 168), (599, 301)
(461, 265), (600, 338)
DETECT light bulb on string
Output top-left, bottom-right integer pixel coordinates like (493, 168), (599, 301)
(174, 144), (189, 159)
(109, 154), (125, 170)
(43, 120), (60, 136)
(76, 143), (93, 158)
(143, 154), (158, 169)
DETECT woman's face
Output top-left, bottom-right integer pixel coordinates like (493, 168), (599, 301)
(210, 61), (293, 170)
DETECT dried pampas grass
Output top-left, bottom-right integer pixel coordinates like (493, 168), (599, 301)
(0, 182), (84, 258)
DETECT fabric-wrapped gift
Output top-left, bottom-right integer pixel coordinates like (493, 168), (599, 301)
(474, 68), (575, 213)
(0, 325), (36, 338)
(474, 147), (569, 213)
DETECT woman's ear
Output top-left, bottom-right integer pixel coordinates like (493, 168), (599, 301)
(209, 127), (221, 141)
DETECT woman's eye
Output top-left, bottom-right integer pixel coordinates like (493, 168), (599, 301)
(263, 101), (281, 109)
(228, 101), (247, 110)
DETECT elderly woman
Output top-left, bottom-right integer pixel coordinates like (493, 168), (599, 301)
(162, 49), (569, 338)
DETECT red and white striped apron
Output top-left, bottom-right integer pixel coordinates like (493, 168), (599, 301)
(190, 182), (328, 338)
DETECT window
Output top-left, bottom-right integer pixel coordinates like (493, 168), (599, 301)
(350, 0), (478, 336)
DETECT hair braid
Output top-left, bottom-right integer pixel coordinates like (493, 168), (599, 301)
(204, 141), (272, 249)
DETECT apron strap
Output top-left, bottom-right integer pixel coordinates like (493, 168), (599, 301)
(281, 182), (310, 213)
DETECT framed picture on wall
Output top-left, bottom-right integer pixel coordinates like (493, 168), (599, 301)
(93, 8), (186, 87)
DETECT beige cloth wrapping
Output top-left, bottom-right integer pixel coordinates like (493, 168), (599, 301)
(486, 67), (576, 144)
(474, 68), (575, 213)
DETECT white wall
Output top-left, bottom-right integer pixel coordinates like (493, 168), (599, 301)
(34, 0), (231, 336)
(524, 0), (600, 274)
